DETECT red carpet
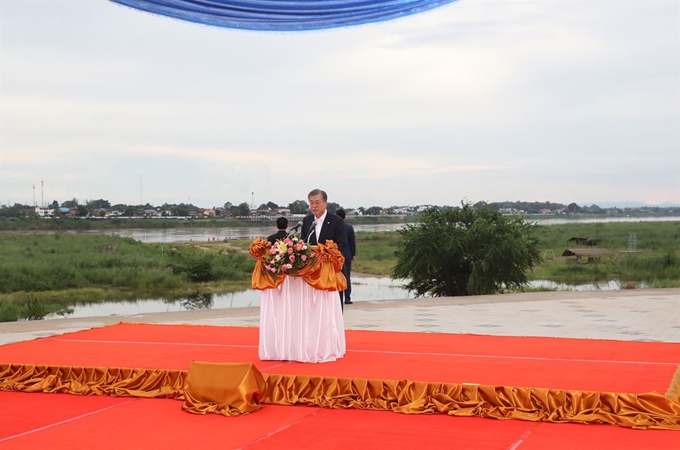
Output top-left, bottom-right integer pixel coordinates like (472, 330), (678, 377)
(1, 391), (678, 450)
(0, 323), (678, 449)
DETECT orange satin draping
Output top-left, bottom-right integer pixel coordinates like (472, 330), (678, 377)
(0, 363), (185, 399)
(182, 361), (266, 417)
(249, 239), (347, 291)
(667, 363), (680, 404)
(2, 362), (680, 429)
(263, 375), (680, 430)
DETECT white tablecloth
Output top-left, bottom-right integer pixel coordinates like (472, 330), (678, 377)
(259, 276), (346, 363)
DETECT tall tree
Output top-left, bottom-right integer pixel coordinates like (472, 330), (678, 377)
(237, 202), (251, 216)
(393, 203), (543, 297)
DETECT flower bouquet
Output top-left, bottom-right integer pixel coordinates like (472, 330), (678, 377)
(264, 235), (316, 277)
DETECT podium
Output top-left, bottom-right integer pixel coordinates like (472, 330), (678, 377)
(249, 239), (347, 363)
(259, 276), (346, 363)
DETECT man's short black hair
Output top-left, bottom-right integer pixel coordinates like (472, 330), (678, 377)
(276, 217), (288, 230)
(336, 208), (346, 219)
(307, 189), (327, 201)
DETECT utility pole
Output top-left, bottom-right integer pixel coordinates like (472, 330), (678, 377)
(41, 181), (44, 207)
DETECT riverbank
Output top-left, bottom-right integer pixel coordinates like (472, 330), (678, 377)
(0, 215), (413, 231)
(1, 213), (678, 232)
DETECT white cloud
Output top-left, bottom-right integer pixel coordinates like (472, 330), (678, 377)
(0, 0), (677, 208)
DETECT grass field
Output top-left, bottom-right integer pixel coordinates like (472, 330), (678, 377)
(0, 233), (254, 321)
(347, 222), (680, 287)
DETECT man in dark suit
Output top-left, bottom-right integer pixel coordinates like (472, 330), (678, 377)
(336, 209), (356, 305)
(301, 189), (347, 252)
(301, 189), (348, 310)
(267, 217), (288, 244)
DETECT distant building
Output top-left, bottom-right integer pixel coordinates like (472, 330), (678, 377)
(35, 206), (54, 218)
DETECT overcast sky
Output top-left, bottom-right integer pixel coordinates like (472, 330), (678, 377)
(1, 0), (678, 209)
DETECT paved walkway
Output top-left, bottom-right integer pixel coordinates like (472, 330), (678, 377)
(2, 288), (678, 346)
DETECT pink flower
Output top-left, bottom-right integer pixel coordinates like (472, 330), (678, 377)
(295, 244), (302, 251)
(284, 238), (291, 245)
(301, 255), (307, 261)
(287, 248), (293, 254)
(310, 252), (316, 258)
(269, 248), (276, 255)
(289, 255), (295, 262)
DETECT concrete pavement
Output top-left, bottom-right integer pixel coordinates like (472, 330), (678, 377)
(1, 288), (678, 345)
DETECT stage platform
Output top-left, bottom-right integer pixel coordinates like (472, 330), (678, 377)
(1, 323), (679, 449)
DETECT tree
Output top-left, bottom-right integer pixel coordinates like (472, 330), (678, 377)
(237, 202), (250, 216)
(365, 206), (382, 216)
(288, 200), (309, 214)
(392, 203), (543, 297)
(566, 203), (582, 213)
(76, 205), (89, 217)
(327, 202), (341, 214)
(86, 199), (111, 209)
(61, 198), (79, 208)
(173, 205), (189, 216)
(266, 201), (279, 209)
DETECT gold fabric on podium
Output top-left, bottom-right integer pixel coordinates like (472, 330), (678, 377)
(249, 239), (346, 291)
(182, 361), (266, 416)
(1, 362), (680, 429)
(667, 363), (680, 404)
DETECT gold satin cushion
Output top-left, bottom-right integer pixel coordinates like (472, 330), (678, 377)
(183, 361), (266, 416)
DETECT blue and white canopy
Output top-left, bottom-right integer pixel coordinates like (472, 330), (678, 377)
(110, 0), (459, 31)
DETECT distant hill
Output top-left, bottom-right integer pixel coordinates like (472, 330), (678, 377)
(480, 201), (680, 215)
(587, 201), (680, 208)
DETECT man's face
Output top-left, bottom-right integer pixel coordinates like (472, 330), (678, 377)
(308, 194), (327, 219)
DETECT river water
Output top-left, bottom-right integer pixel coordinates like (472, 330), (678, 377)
(71, 216), (679, 244)
(79, 223), (403, 243)
(47, 276), (631, 320)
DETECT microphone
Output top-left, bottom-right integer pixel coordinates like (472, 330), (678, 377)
(305, 220), (317, 244)
(287, 220), (303, 236)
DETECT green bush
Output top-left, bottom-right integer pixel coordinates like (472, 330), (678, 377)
(0, 300), (20, 322)
(23, 296), (48, 320)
